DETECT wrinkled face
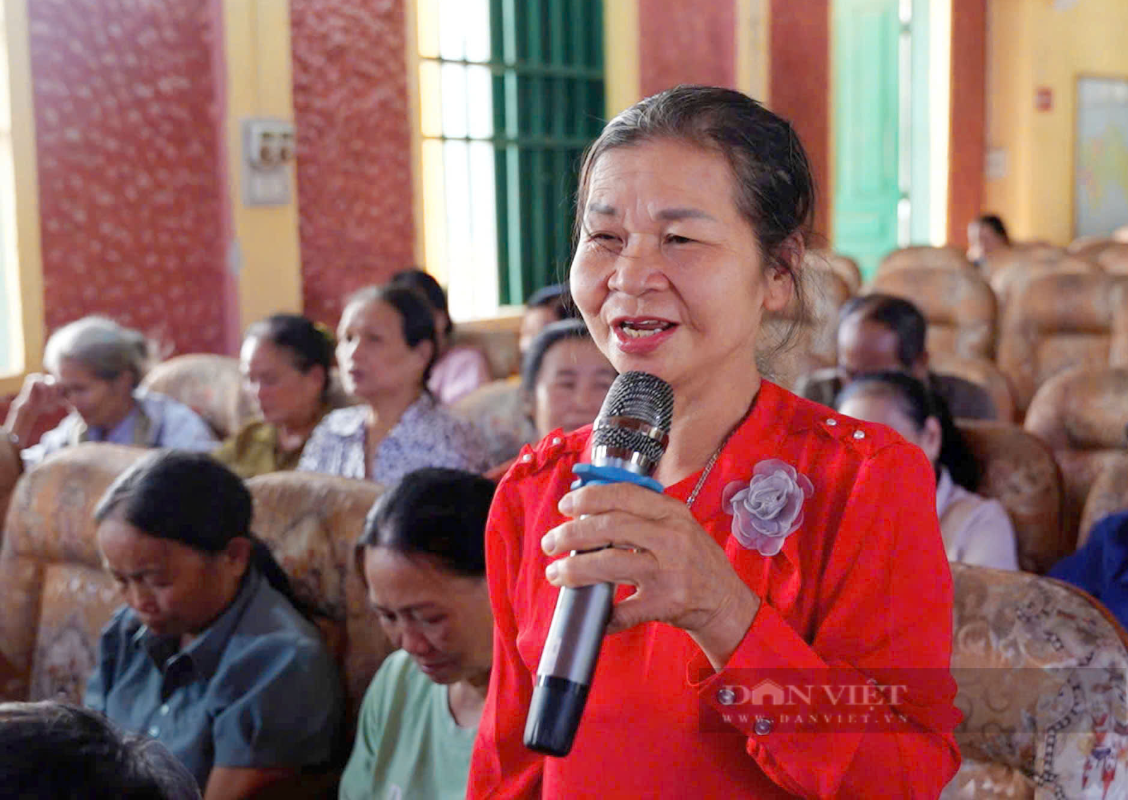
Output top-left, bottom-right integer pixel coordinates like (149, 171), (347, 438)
(54, 358), (133, 428)
(836, 316), (923, 383)
(240, 336), (324, 427)
(528, 337), (616, 437)
(363, 548), (493, 685)
(570, 139), (791, 397)
(97, 519), (247, 638)
(336, 300), (432, 401)
(519, 306), (560, 356)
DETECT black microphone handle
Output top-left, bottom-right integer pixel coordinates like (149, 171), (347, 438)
(524, 578), (614, 756)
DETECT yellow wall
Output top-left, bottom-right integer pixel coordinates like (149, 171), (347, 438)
(984, 0), (1128, 244)
(0, 0), (44, 395)
(221, 0), (303, 344)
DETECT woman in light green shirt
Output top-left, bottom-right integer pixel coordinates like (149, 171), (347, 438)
(340, 468), (495, 800)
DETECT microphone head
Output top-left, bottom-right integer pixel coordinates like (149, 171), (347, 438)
(591, 371), (674, 474)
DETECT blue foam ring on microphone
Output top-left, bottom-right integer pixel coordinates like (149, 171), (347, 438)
(570, 463), (664, 493)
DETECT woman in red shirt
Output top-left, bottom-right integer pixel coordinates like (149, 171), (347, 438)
(468, 85), (961, 799)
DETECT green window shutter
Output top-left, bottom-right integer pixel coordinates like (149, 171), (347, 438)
(492, 0), (604, 305)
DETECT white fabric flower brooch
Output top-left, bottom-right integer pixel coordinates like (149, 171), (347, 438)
(722, 459), (814, 556)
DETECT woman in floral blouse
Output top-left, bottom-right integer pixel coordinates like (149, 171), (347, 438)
(298, 285), (488, 485)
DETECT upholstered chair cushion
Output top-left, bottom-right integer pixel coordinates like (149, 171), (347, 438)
(878, 245), (973, 274)
(453, 378), (537, 469)
(932, 354), (1017, 424)
(142, 354), (256, 439)
(759, 265), (851, 391)
(956, 421), (1067, 574)
(1025, 367), (1128, 546)
(988, 256), (1101, 321)
(1079, 453), (1128, 548)
(245, 471), (389, 720)
(997, 274), (1128, 417)
(455, 314), (522, 380)
(0, 444), (146, 702)
(867, 266), (998, 361)
(0, 436), (20, 544)
(1098, 243), (1128, 274)
(946, 563), (1128, 799)
(808, 249), (862, 294)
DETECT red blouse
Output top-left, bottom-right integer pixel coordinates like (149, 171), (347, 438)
(468, 381), (961, 798)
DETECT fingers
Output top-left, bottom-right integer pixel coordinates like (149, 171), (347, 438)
(541, 510), (657, 557)
(558, 482), (684, 523)
(545, 546), (656, 592)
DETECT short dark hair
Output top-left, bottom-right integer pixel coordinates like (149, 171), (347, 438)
(343, 285), (439, 386)
(520, 318), (596, 397)
(0, 701), (200, 799)
(525, 283), (575, 320)
(574, 85), (816, 356)
(975, 214), (1009, 245)
(357, 468), (495, 579)
(835, 371), (979, 491)
(244, 313), (334, 399)
(838, 293), (928, 369)
(94, 451), (305, 615)
(389, 269), (453, 337)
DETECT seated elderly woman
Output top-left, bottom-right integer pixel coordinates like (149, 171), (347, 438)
(485, 319), (616, 480)
(213, 313), (336, 479)
(836, 371), (1018, 569)
(299, 285), (488, 484)
(340, 468), (495, 800)
(86, 450), (343, 799)
(3, 316), (216, 468)
(388, 269), (492, 405)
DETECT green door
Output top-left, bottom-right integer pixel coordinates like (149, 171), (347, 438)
(832, 0), (902, 278)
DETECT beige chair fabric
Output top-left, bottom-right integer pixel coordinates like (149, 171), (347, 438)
(867, 266), (998, 360)
(809, 249), (863, 293)
(945, 563), (1128, 799)
(759, 265), (852, 390)
(988, 255), (1101, 317)
(141, 354), (256, 439)
(933, 355), (1017, 424)
(0, 437), (20, 546)
(1025, 367), (1128, 547)
(1097, 243), (1128, 274)
(956, 421), (1067, 574)
(456, 314), (522, 380)
(1079, 453), (1128, 548)
(877, 246), (973, 275)
(452, 378), (537, 470)
(996, 274), (1128, 417)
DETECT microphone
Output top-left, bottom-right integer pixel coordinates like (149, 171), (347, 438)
(524, 371), (674, 756)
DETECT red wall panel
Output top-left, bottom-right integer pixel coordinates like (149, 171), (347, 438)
(948, 0), (987, 248)
(770, 0), (831, 239)
(639, 0), (736, 97)
(290, 0), (415, 328)
(28, 0), (226, 355)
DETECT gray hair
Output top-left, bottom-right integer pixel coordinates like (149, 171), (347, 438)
(43, 316), (152, 387)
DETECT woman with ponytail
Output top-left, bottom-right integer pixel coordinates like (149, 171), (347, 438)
(214, 313), (339, 479)
(836, 371), (1018, 570)
(85, 450), (343, 799)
